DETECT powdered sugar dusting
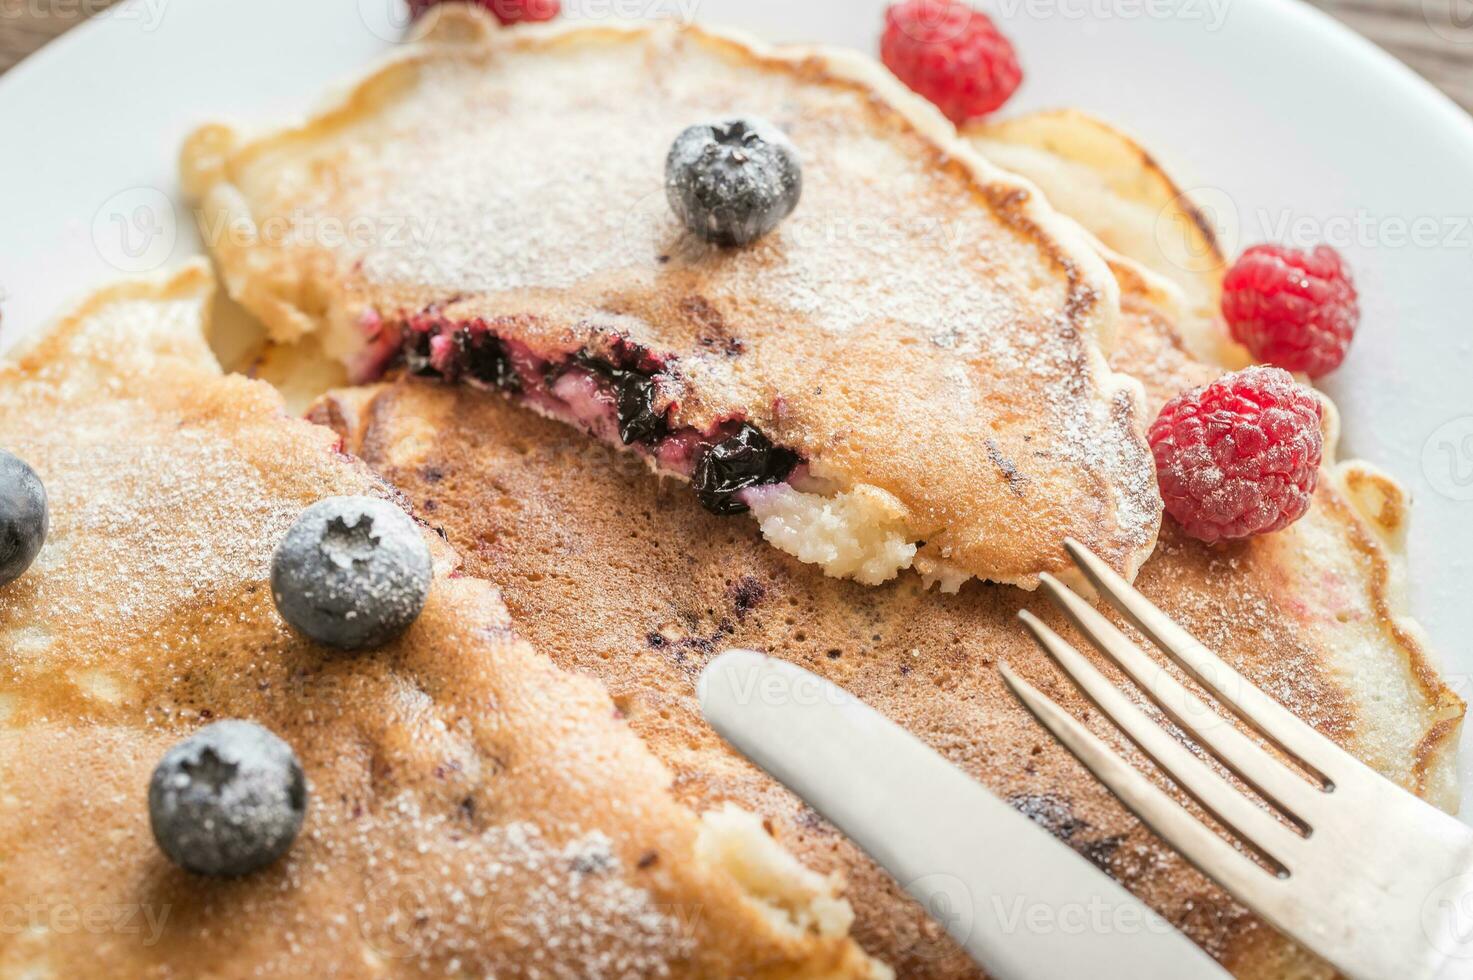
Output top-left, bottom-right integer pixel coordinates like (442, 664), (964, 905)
(342, 796), (691, 978)
(0, 277), (867, 978)
(208, 23), (1160, 586)
(0, 409), (302, 638)
(352, 43), (1023, 338)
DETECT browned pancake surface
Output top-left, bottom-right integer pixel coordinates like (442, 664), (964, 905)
(0, 266), (882, 979)
(182, 9), (1160, 589)
(325, 278), (1461, 979)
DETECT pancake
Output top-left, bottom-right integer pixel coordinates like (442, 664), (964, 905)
(320, 283), (1460, 979)
(314, 118), (1462, 975)
(965, 109), (1240, 362)
(180, 8), (1161, 592)
(0, 264), (887, 979)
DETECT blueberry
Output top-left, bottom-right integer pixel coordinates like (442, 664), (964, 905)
(403, 330), (438, 377)
(691, 424), (799, 515)
(567, 352), (669, 447)
(464, 333), (521, 392)
(0, 449), (48, 588)
(148, 720), (307, 877)
(271, 496), (433, 650)
(614, 372), (669, 446)
(665, 116), (803, 247)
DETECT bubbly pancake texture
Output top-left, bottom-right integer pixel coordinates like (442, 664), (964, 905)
(181, 8), (1160, 591)
(0, 265), (887, 980)
(322, 281), (1462, 980)
(317, 113), (1462, 974)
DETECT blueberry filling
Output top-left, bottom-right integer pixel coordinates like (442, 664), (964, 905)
(403, 330), (437, 377)
(614, 373), (667, 445)
(464, 333), (521, 392)
(692, 424), (798, 515)
(384, 318), (798, 516)
(566, 354), (670, 447)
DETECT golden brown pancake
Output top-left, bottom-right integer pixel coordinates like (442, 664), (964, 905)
(180, 8), (1160, 592)
(965, 112), (1459, 817)
(966, 111), (1228, 334)
(318, 235), (1461, 979)
(0, 264), (887, 979)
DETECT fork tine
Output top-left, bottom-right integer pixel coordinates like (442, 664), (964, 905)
(1037, 574), (1325, 826)
(1018, 611), (1304, 868)
(1063, 539), (1350, 788)
(998, 662), (1283, 908)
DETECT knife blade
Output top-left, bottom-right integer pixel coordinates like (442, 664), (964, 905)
(698, 649), (1230, 980)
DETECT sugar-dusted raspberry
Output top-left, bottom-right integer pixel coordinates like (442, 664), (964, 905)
(409, 0), (561, 24)
(1149, 366), (1324, 543)
(881, 0), (1022, 124)
(1221, 244), (1359, 378)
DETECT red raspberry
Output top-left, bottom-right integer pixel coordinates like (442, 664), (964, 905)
(1221, 244), (1359, 378)
(409, 0), (560, 24)
(881, 0), (1022, 124)
(1149, 367), (1324, 544)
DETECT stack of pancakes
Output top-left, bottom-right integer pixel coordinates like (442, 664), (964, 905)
(0, 8), (1460, 978)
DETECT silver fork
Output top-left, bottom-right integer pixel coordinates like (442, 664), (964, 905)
(1000, 540), (1473, 980)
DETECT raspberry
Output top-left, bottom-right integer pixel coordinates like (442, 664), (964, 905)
(1221, 244), (1359, 378)
(881, 0), (1022, 124)
(408, 0), (561, 24)
(1149, 367), (1324, 544)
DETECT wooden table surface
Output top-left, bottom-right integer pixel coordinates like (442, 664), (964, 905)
(1, 0), (1470, 109)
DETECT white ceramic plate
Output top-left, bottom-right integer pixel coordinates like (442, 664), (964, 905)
(2, 0), (1471, 812)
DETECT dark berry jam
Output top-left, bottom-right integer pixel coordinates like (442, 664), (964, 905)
(386, 316), (799, 516)
(464, 333), (521, 392)
(692, 424), (798, 515)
